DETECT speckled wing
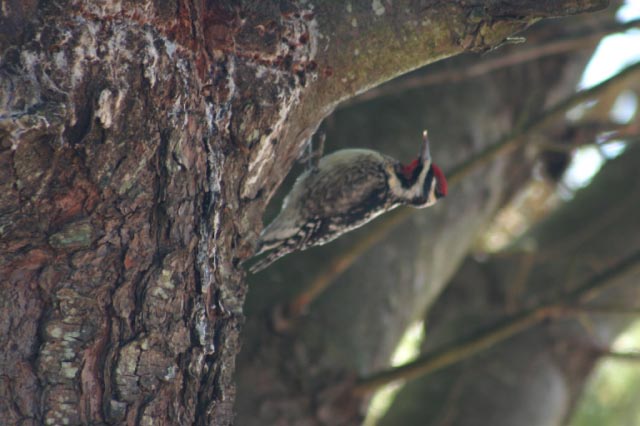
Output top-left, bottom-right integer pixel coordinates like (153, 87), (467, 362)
(257, 149), (393, 253)
(299, 149), (391, 219)
(250, 150), (397, 273)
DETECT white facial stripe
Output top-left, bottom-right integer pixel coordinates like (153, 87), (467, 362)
(387, 161), (432, 200)
(427, 177), (438, 205)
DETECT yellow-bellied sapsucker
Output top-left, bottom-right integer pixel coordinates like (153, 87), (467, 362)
(250, 130), (448, 273)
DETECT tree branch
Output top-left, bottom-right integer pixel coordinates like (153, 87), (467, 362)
(351, 248), (640, 396)
(570, 305), (640, 315)
(310, 0), (608, 108)
(599, 350), (640, 362)
(349, 18), (640, 106)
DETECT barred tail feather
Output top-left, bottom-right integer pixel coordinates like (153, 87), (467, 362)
(248, 247), (290, 274)
(249, 223), (316, 273)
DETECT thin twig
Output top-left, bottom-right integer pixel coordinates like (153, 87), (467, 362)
(537, 120), (637, 152)
(348, 18), (640, 107)
(599, 350), (640, 362)
(351, 249), (640, 395)
(569, 305), (640, 315)
(283, 61), (640, 319)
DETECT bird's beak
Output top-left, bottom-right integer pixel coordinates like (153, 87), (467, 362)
(420, 130), (431, 163)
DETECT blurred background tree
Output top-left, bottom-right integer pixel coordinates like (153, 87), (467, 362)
(239, 1), (640, 425)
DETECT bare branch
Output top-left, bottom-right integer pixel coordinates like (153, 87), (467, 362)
(352, 249), (640, 395)
(599, 350), (640, 362)
(349, 18), (640, 106)
(569, 305), (640, 315)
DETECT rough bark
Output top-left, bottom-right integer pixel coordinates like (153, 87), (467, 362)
(236, 7), (614, 426)
(0, 0), (607, 425)
(378, 142), (640, 426)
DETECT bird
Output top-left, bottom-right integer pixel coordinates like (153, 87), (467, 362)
(249, 130), (448, 273)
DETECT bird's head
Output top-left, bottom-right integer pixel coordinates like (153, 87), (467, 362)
(395, 130), (448, 208)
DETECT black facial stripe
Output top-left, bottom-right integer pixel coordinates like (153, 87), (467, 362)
(423, 166), (434, 195)
(397, 163), (424, 189)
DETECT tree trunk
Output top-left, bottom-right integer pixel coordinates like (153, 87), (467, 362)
(0, 1), (607, 424)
